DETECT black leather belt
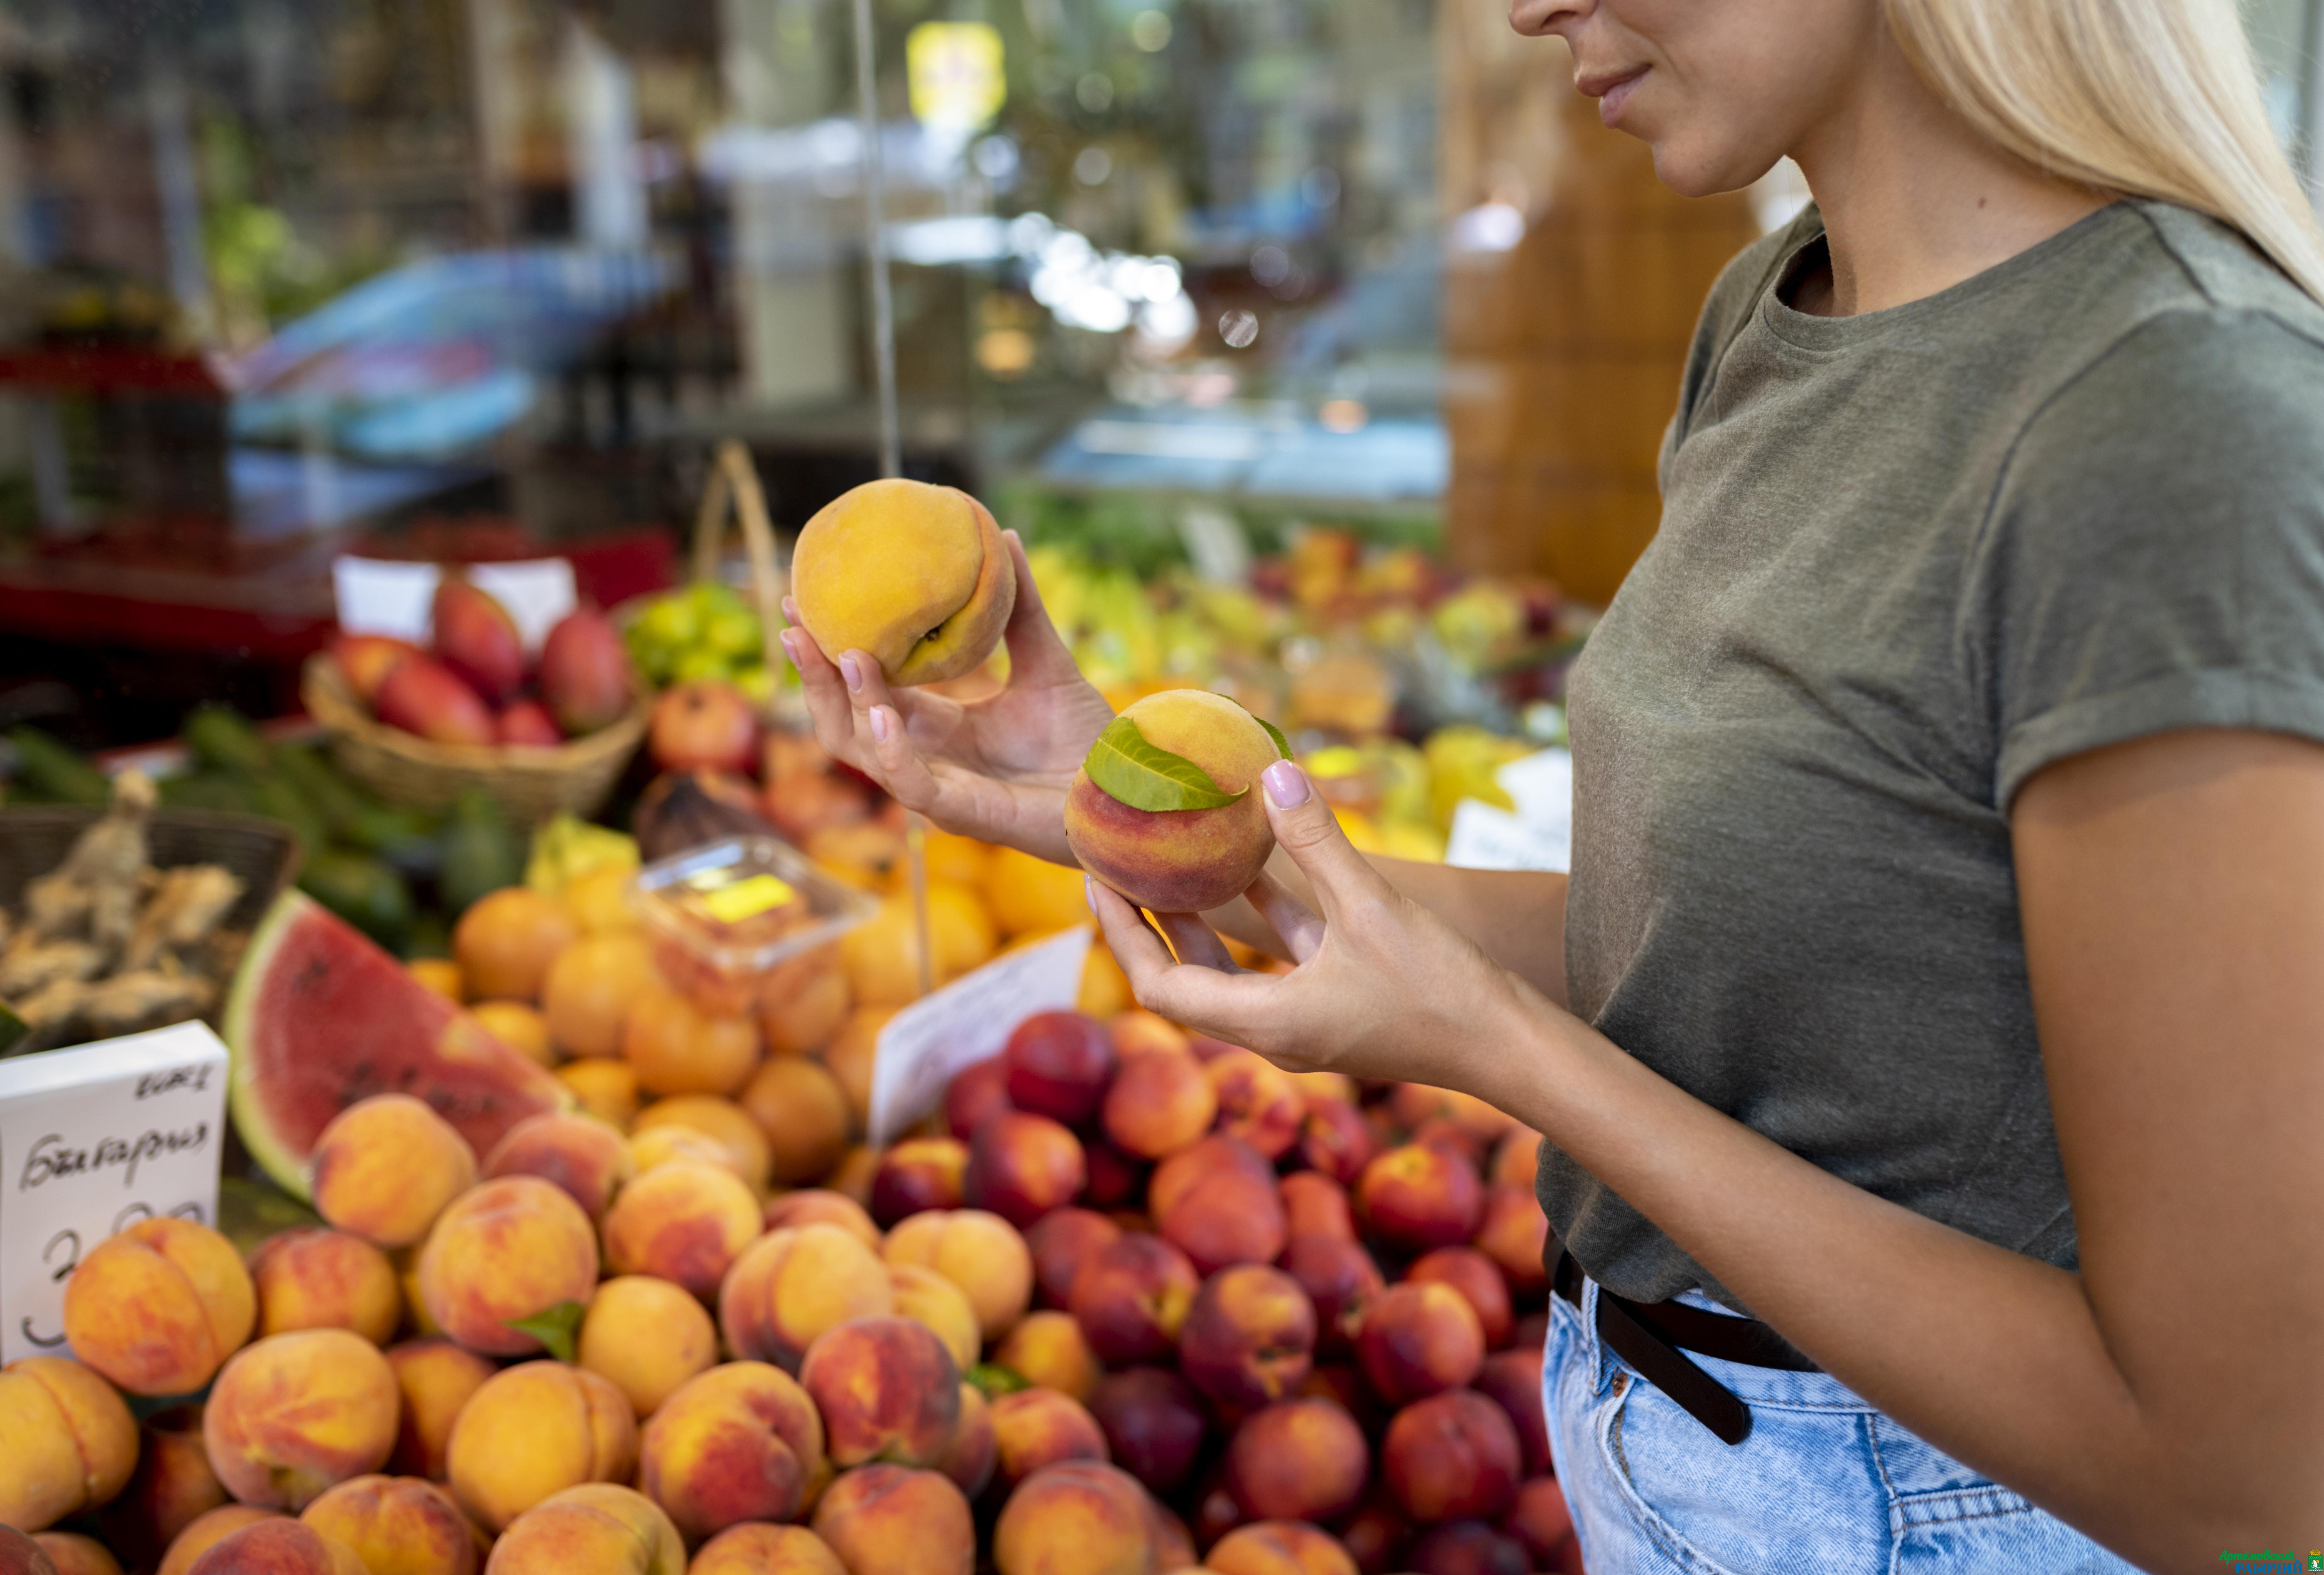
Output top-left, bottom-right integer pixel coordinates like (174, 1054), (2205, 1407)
(1548, 1240), (1818, 1446)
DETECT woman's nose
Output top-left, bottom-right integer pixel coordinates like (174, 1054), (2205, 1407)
(1508, 0), (1591, 37)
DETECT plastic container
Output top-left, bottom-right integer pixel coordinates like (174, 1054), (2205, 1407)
(630, 834), (879, 1016)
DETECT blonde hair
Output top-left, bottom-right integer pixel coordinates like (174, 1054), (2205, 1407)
(1886, 0), (2324, 302)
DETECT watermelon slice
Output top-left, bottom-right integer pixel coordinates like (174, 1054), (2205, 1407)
(224, 890), (568, 1199)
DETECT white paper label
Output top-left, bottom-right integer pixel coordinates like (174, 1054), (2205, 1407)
(0, 1021), (230, 1365)
(868, 926), (1094, 1148)
(333, 556), (578, 653)
(1445, 798), (1571, 873)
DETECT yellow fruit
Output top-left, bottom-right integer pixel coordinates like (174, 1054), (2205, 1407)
(789, 479), (1016, 687)
(543, 933), (663, 1059)
(471, 1001), (555, 1066)
(982, 847), (1092, 939)
(559, 1059), (642, 1129)
(1063, 689), (1281, 914)
(561, 862), (641, 933)
(454, 889), (580, 1003)
(840, 885), (997, 1006)
(622, 986), (762, 1098)
(407, 959), (463, 1003)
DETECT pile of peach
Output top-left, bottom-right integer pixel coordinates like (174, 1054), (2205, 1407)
(0, 999), (1579, 1575)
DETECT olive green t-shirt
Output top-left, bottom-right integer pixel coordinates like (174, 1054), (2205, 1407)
(1544, 201), (2324, 1310)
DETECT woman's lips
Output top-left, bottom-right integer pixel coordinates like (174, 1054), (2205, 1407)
(1586, 66), (1648, 126)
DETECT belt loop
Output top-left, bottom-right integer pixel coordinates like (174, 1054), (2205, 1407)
(1580, 1276), (1616, 1396)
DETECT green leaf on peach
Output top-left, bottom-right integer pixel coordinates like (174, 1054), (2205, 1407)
(1083, 714), (1246, 812)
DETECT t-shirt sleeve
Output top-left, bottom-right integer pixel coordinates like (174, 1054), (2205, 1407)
(1981, 306), (2324, 807)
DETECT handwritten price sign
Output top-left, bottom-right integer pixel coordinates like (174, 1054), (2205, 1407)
(0, 1020), (229, 1365)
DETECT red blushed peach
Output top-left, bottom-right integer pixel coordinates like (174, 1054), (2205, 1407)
(741, 1056), (854, 1187)
(1474, 1349), (1550, 1478)
(1222, 1399), (1368, 1524)
(600, 1161), (762, 1300)
(62, 1218), (256, 1397)
(1403, 1521), (1528, 1575)
(1281, 1235), (1383, 1359)
(299, 1475), (477, 1575)
(721, 1225), (896, 1371)
(1299, 1365), (1386, 1438)
(871, 1138), (970, 1226)
(157, 1508), (282, 1575)
(1178, 1265), (1316, 1410)
(31, 1533), (118, 1575)
(810, 1465), (974, 1575)
(1298, 1100), (1377, 1186)
(943, 1056), (1013, 1139)
(1086, 1368), (1206, 1494)
(890, 1264), (982, 1371)
(1355, 1145), (1482, 1255)
(1410, 1120), (1485, 1169)
(881, 1208), (1033, 1342)
(1081, 1142), (1146, 1210)
(384, 1340), (495, 1479)
(203, 1331), (399, 1511)
(184, 1519), (366, 1575)
(762, 1188), (881, 1246)
(1067, 1234), (1198, 1365)
(1158, 1166), (1284, 1277)
(1388, 1086), (1516, 1149)
(639, 1362), (825, 1539)
(940, 1382), (996, 1499)
(690, 1524), (847, 1575)
(1503, 1477), (1576, 1568)
(250, 1229), (401, 1346)
(965, 1112), (1086, 1228)
(989, 1389), (1109, 1489)
(483, 1485), (685, 1575)
(1382, 1392), (1521, 1523)
(1487, 1128), (1541, 1191)
(1026, 1208), (1121, 1308)
(1063, 690), (1281, 915)
(416, 1177), (601, 1358)
(993, 1310), (1100, 1401)
(991, 1460), (1154, 1575)
(1473, 1186), (1549, 1296)
(799, 1317), (962, 1468)
(1280, 1172), (1355, 1242)
(310, 1095), (479, 1250)
(446, 1362), (638, 1532)
(1099, 1049), (1215, 1161)
(1206, 1521), (1359, 1575)
(1357, 1283), (1484, 1406)
(1002, 1011), (1117, 1126)
(579, 1276), (719, 1418)
(483, 1114), (634, 1220)
(1407, 1247), (1512, 1349)
(1109, 1011), (1188, 1059)
(98, 1403), (225, 1565)
(1206, 1049), (1304, 1160)
(1, 1356), (140, 1532)
(1148, 1134), (1271, 1220)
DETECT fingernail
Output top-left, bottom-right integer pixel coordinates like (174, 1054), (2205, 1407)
(778, 629), (800, 663)
(781, 596), (800, 622)
(1083, 875), (1096, 910)
(1263, 760), (1310, 808)
(869, 706), (891, 743)
(840, 653), (864, 693)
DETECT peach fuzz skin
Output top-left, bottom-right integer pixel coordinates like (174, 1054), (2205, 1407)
(809, 1466), (975, 1575)
(60, 1218), (256, 1399)
(638, 1361), (827, 1541)
(201, 1330), (399, 1511)
(309, 1095), (478, 1250)
(1063, 689), (1283, 915)
(0, 1357), (138, 1532)
(298, 1476), (478, 1575)
(414, 1177), (600, 1358)
(789, 480), (1016, 688)
(182, 1519), (366, 1575)
(689, 1524), (847, 1575)
(481, 1485), (685, 1575)
(445, 1362), (638, 1532)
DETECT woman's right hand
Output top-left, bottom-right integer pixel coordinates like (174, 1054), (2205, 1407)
(779, 530), (1113, 866)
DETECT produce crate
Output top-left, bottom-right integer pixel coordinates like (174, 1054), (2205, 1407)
(0, 806), (301, 937)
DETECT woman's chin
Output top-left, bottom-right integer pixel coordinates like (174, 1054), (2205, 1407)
(1648, 138), (1787, 202)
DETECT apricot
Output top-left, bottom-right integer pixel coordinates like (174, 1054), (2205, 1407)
(990, 1460), (1154, 1575)
(799, 1317), (962, 1468)
(962, 1112), (1084, 1227)
(1109, 1010), (1188, 1059)
(1179, 1265), (1316, 1410)
(98, 1403), (224, 1563)
(1475, 1348), (1550, 1479)
(872, 1137), (970, 1226)
(300, 1475), (477, 1575)
(60, 1218), (255, 1398)
(250, 1228), (401, 1346)
(820, 1010), (891, 1127)
(1356, 1145), (1482, 1255)
(1281, 1235), (1384, 1357)
(889, 1264), (982, 1370)
(482, 1485), (684, 1575)
(624, 987), (761, 1099)
(762, 1189), (879, 1247)
(808, 1465), (975, 1575)
(310, 1095), (479, 1250)
(543, 933), (663, 1059)
(756, 949), (850, 1053)
(992, 1310), (1099, 1401)
(1026, 1207), (1120, 1308)
(721, 1224), (896, 1371)
(1068, 1233), (1198, 1365)
(1473, 1186), (1550, 1296)
(1222, 1399), (1369, 1524)
(1502, 1477), (1574, 1566)
(690, 1524), (846, 1575)
(791, 479), (1015, 687)
(0, 1357), (137, 1531)
(880, 1208), (1033, 1341)
(484, 1113), (634, 1220)
(600, 1160), (761, 1299)
(383, 1340), (495, 1480)
(29, 1534), (116, 1575)
(989, 1389), (1109, 1490)
(446, 1362), (637, 1531)
(1382, 1392), (1520, 1523)
(1207, 1523), (1359, 1575)
(1003, 1011), (1115, 1125)
(631, 1095), (776, 1187)
(1206, 1049), (1304, 1159)
(580, 1276), (719, 1416)
(1063, 691), (1282, 915)
(1298, 1100), (1377, 1187)
(1357, 1283), (1484, 1406)
(204, 1330), (399, 1510)
(940, 1381), (996, 1499)
(416, 1177), (599, 1357)
(158, 1507), (285, 1575)
(1280, 1172), (1355, 1242)
(742, 1057), (855, 1184)
(1086, 1368), (1205, 1493)
(557, 1058), (641, 1127)
(639, 1362), (826, 1539)
(184, 1520), (365, 1575)
(942, 1056), (1012, 1139)
(1098, 1047), (1215, 1160)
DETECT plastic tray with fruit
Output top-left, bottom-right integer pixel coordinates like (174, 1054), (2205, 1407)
(629, 834), (878, 1015)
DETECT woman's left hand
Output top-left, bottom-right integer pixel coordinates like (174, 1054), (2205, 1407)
(1086, 758), (1545, 1101)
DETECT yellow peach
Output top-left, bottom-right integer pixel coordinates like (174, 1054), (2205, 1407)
(0, 1357), (138, 1531)
(203, 1330), (400, 1510)
(1063, 690), (1283, 915)
(309, 1095), (479, 1250)
(446, 1362), (638, 1532)
(719, 1225), (895, 1372)
(482, 1485), (683, 1575)
(600, 1161), (762, 1300)
(415, 1178), (600, 1358)
(790, 479), (1016, 687)
(61, 1218), (255, 1397)
(299, 1475), (478, 1575)
(251, 1229), (402, 1346)
(578, 1277), (718, 1417)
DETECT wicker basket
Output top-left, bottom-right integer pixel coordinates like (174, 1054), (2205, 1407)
(0, 806), (301, 932)
(301, 655), (648, 825)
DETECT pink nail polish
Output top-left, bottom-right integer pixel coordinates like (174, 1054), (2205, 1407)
(778, 630), (800, 663)
(1263, 760), (1310, 808)
(840, 654), (864, 693)
(869, 707), (891, 743)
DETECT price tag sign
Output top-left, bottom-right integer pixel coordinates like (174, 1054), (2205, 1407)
(869, 926), (1093, 1148)
(0, 1021), (230, 1365)
(333, 556), (578, 652)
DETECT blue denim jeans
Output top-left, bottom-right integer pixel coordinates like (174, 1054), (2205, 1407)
(1543, 1277), (2146, 1574)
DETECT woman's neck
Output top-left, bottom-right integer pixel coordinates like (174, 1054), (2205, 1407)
(1786, 25), (2108, 317)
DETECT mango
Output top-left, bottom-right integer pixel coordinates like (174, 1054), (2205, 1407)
(310, 1095), (479, 1250)
(433, 576), (524, 702)
(1063, 691), (1281, 913)
(0, 1357), (137, 1531)
(638, 1362), (827, 1539)
(482, 1485), (684, 1575)
(300, 1475), (478, 1575)
(807, 1465), (974, 1575)
(415, 1178), (600, 1357)
(251, 1228), (402, 1345)
(579, 1276), (719, 1416)
(446, 1362), (638, 1532)
(789, 479), (1016, 687)
(539, 607), (635, 736)
(61, 1218), (255, 1397)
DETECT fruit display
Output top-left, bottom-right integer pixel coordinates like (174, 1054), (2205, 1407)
(790, 479), (1017, 689)
(623, 581), (779, 704)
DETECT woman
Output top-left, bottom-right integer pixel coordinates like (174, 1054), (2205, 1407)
(784, 0), (2324, 1567)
